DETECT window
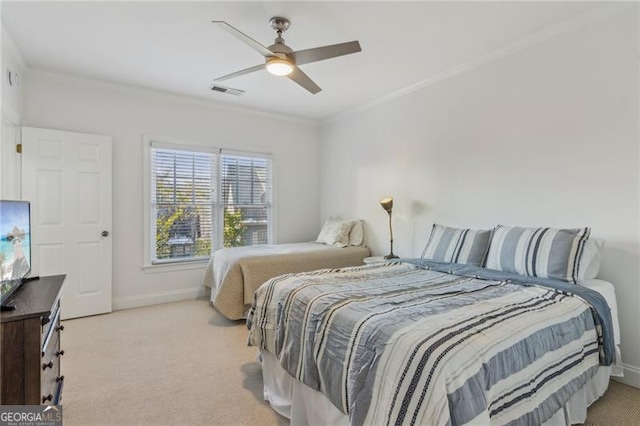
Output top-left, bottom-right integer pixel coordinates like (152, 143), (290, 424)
(221, 153), (272, 248)
(148, 141), (272, 265)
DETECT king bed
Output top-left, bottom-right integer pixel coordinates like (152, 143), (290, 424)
(246, 225), (621, 425)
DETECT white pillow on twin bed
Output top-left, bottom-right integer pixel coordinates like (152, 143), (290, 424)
(317, 217), (356, 248)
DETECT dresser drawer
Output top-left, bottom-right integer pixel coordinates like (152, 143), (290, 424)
(42, 304), (62, 357)
(41, 373), (63, 405)
(41, 301), (64, 405)
(42, 328), (60, 375)
(0, 275), (66, 405)
(41, 326), (64, 405)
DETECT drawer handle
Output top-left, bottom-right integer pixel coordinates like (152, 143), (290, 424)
(42, 393), (53, 403)
(43, 361), (54, 370)
(56, 350), (65, 357)
(56, 324), (65, 332)
(54, 376), (65, 405)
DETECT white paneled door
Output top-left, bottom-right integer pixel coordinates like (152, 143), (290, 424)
(21, 127), (112, 319)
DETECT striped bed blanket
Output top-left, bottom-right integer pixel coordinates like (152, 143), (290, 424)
(247, 260), (614, 426)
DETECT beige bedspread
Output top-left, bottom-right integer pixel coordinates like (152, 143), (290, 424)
(203, 242), (370, 320)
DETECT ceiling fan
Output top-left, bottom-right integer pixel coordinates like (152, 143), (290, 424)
(212, 17), (362, 94)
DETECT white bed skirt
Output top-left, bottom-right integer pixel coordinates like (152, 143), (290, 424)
(259, 350), (612, 426)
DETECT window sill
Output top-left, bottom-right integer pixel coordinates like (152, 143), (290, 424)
(142, 259), (210, 274)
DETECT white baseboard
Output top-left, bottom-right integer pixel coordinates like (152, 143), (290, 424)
(112, 287), (207, 311)
(613, 363), (640, 389)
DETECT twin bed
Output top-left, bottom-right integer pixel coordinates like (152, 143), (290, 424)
(242, 224), (621, 425)
(203, 217), (370, 320)
(203, 242), (370, 319)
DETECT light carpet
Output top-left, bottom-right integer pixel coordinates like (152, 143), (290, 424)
(60, 299), (640, 425)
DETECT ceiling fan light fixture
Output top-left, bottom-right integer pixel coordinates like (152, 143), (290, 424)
(212, 18), (360, 94)
(266, 58), (293, 76)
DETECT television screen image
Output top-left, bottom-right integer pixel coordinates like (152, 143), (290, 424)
(0, 200), (31, 284)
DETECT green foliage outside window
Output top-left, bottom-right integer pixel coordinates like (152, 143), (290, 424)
(155, 206), (247, 259)
(155, 206), (210, 259)
(194, 237), (211, 257)
(156, 207), (184, 259)
(223, 209), (247, 248)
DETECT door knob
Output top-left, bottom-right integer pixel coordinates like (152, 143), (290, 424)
(102, 231), (110, 237)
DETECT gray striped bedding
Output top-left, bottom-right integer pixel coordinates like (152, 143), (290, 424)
(485, 226), (591, 283)
(421, 224), (492, 266)
(247, 261), (614, 426)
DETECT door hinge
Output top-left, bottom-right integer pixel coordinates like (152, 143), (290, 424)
(16, 143), (22, 153)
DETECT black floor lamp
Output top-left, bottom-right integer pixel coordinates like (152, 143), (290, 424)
(380, 197), (398, 259)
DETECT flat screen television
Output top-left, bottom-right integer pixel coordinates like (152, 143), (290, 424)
(1, 200), (31, 307)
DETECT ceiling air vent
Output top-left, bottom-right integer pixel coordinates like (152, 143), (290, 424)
(210, 84), (244, 96)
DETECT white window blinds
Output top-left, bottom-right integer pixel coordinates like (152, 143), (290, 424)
(220, 152), (273, 247)
(150, 144), (217, 263)
(149, 142), (272, 264)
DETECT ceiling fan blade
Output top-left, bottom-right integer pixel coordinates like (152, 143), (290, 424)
(212, 21), (273, 58)
(214, 64), (264, 82)
(287, 67), (322, 94)
(291, 41), (361, 66)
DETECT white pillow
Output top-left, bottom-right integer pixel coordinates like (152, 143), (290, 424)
(317, 217), (356, 248)
(578, 238), (605, 281)
(349, 220), (365, 246)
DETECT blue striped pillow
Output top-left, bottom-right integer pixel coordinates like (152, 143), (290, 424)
(421, 224), (492, 266)
(485, 225), (591, 283)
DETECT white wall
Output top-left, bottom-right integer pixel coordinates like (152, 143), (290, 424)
(320, 9), (640, 387)
(1, 26), (25, 123)
(1, 25), (27, 199)
(23, 71), (321, 309)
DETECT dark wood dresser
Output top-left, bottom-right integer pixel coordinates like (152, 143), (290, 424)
(1, 275), (65, 405)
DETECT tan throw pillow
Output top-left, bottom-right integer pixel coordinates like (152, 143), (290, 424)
(317, 217), (356, 248)
(349, 220), (365, 246)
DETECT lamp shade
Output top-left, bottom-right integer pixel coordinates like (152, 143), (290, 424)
(380, 197), (393, 213)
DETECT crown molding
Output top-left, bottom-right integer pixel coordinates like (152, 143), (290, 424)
(25, 68), (319, 128)
(325, 3), (633, 125)
(1, 26), (28, 71)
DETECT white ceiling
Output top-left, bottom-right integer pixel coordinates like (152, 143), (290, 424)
(2, 1), (600, 120)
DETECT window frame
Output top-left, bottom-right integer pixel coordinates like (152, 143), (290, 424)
(142, 136), (274, 270)
(218, 149), (274, 249)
